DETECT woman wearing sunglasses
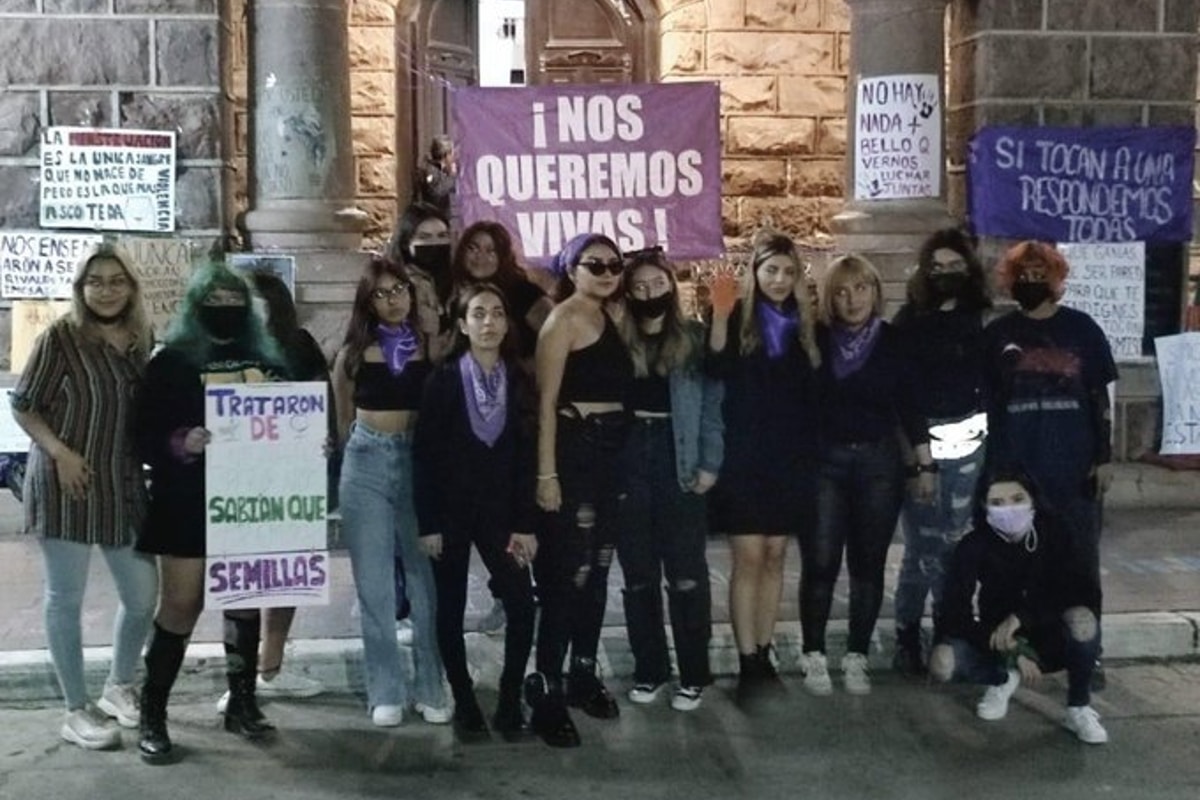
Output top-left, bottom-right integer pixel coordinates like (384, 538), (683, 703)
(331, 255), (451, 729)
(525, 232), (634, 747)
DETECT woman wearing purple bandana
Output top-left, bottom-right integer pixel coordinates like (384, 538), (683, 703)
(706, 230), (821, 708)
(798, 254), (931, 698)
(412, 284), (538, 743)
(331, 255), (451, 728)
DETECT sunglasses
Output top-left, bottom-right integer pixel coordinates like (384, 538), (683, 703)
(577, 258), (624, 277)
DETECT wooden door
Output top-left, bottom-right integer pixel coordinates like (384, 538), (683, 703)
(525, 0), (658, 85)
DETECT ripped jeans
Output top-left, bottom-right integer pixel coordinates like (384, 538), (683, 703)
(534, 410), (629, 684)
(616, 417), (712, 689)
(894, 440), (986, 634)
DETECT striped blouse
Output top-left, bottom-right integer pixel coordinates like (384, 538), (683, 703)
(10, 318), (147, 546)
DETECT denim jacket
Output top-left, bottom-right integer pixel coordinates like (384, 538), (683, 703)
(667, 323), (725, 489)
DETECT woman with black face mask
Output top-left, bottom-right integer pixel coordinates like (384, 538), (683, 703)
(386, 202), (455, 363)
(889, 228), (993, 677)
(134, 263), (287, 763)
(615, 249), (723, 713)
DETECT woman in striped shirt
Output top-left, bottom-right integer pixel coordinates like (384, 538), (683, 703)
(11, 242), (158, 751)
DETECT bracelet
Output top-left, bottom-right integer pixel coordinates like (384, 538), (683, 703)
(537, 473), (558, 481)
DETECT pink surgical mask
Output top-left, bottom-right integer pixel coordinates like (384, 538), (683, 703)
(986, 503), (1035, 544)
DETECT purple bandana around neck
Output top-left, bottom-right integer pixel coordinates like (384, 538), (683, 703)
(376, 322), (419, 376)
(459, 353), (508, 447)
(755, 297), (799, 359)
(831, 315), (883, 379)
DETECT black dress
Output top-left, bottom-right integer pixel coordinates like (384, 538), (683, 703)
(708, 301), (820, 535)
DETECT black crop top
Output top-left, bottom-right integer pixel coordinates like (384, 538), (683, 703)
(353, 360), (432, 411)
(557, 314), (634, 405)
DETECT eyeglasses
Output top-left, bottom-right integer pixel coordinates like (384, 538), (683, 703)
(577, 259), (623, 277)
(84, 276), (131, 292)
(371, 283), (410, 301)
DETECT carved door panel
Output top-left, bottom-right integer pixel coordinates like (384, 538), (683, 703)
(525, 0), (657, 85)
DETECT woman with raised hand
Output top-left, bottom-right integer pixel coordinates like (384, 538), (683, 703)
(617, 248), (723, 713)
(706, 231), (821, 707)
(414, 283), (538, 743)
(525, 232), (633, 747)
(136, 263), (287, 763)
(331, 255), (451, 729)
(11, 242), (157, 751)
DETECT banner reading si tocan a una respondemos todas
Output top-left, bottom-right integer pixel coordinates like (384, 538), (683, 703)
(205, 382), (329, 611)
(453, 82), (722, 263)
(968, 126), (1195, 244)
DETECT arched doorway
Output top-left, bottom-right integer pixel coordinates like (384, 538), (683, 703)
(394, 0), (659, 205)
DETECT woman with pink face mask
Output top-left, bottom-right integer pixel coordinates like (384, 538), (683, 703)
(928, 469), (1107, 745)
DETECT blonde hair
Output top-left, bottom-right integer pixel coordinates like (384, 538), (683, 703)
(819, 253), (885, 325)
(737, 229), (820, 367)
(70, 241), (153, 361)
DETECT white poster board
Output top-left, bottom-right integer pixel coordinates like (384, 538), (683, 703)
(205, 382), (330, 610)
(0, 389), (31, 452)
(1058, 242), (1145, 360)
(123, 238), (194, 335)
(1154, 332), (1200, 455)
(0, 231), (104, 299)
(854, 73), (941, 200)
(40, 127), (176, 233)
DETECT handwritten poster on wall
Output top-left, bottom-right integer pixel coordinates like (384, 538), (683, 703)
(0, 389), (31, 452)
(0, 231), (103, 299)
(40, 127), (177, 233)
(853, 73), (941, 200)
(123, 238), (193, 335)
(9, 300), (72, 373)
(1058, 242), (1145, 359)
(205, 382), (330, 610)
(969, 126), (1196, 243)
(454, 82), (722, 262)
(1155, 333), (1200, 455)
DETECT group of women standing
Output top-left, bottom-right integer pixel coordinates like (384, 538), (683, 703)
(13, 215), (1116, 762)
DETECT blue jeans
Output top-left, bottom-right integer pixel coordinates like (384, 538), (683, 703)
(340, 422), (447, 711)
(894, 442), (986, 631)
(40, 537), (158, 711)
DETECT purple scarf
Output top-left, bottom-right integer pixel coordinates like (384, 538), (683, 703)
(831, 315), (883, 380)
(459, 353), (508, 447)
(376, 323), (419, 376)
(756, 298), (799, 360)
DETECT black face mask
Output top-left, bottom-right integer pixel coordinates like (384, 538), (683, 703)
(1011, 281), (1052, 311)
(199, 305), (249, 341)
(628, 293), (674, 321)
(410, 243), (451, 275)
(928, 272), (967, 302)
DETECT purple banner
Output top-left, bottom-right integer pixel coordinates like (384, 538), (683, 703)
(969, 126), (1196, 243)
(453, 82), (722, 263)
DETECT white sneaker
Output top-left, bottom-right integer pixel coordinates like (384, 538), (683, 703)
(97, 682), (139, 729)
(671, 686), (703, 712)
(61, 705), (121, 750)
(396, 619), (414, 646)
(976, 669), (1020, 721)
(372, 704), (404, 727)
(414, 702), (453, 724)
(257, 669), (324, 698)
(628, 682), (665, 704)
(841, 653), (871, 695)
(800, 652), (833, 696)
(1063, 705), (1109, 744)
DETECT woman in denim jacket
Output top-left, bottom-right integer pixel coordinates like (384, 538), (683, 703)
(616, 249), (724, 713)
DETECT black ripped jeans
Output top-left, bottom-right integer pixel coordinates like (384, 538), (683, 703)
(534, 411), (629, 684)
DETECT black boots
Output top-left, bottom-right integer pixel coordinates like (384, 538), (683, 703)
(222, 612), (274, 740)
(451, 684), (490, 743)
(566, 657), (619, 719)
(139, 623), (187, 765)
(493, 679), (533, 743)
(893, 626), (927, 677)
(524, 672), (580, 748)
(737, 645), (783, 708)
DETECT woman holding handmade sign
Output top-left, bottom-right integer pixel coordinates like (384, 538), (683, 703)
(413, 283), (539, 742)
(10, 242), (157, 751)
(135, 264), (286, 763)
(332, 255), (452, 728)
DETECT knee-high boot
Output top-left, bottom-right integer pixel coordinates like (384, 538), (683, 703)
(139, 623), (188, 764)
(222, 612), (274, 739)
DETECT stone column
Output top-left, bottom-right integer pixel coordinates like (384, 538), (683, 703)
(832, 0), (953, 310)
(240, 0), (368, 250)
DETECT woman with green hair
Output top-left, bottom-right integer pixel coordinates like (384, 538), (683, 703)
(135, 262), (285, 764)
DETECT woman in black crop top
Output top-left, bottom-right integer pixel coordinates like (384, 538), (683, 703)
(331, 255), (450, 728)
(525, 232), (634, 748)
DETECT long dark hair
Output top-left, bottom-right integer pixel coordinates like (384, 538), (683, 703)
(741, 231), (820, 366)
(907, 228), (991, 314)
(619, 250), (696, 376)
(340, 255), (418, 379)
(249, 270), (311, 379)
(386, 202), (451, 301)
(451, 221), (525, 292)
(450, 282), (519, 363)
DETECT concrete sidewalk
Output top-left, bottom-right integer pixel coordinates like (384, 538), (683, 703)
(1, 466), (1198, 704)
